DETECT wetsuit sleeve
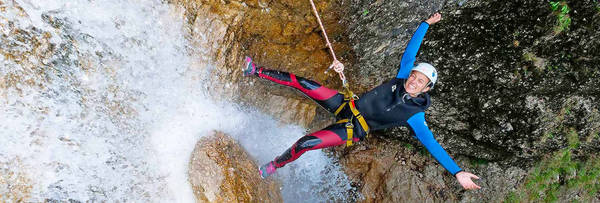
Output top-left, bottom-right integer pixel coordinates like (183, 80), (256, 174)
(396, 22), (430, 79)
(407, 112), (462, 175)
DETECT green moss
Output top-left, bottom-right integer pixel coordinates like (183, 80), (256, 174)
(547, 65), (559, 71)
(549, 1), (571, 34)
(567, 130), (580, 149)
(470, 158), (489, 166)
(403, 143), (413, 150)
(512, 31), (521, 37)
(523, 51), (536, 62)
(504, 191), (520, 203)
(504, 129), (600, 202)
(541, 132), (555, 143)
(419, 147), (429, 156)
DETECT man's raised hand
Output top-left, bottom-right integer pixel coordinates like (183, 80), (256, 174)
(425, 13), (442, 25)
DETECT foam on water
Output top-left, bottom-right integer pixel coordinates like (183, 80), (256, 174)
(0, 0), (355, 202)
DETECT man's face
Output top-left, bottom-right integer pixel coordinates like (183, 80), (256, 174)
(404, 71), (431, 95)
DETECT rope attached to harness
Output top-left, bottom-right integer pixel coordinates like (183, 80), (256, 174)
(309, 0), (369, 146)
(308, 0), (346, 84)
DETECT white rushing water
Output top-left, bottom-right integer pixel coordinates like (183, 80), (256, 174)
(0, 0), (354, 202)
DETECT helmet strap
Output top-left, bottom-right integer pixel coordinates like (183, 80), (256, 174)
(427, 81), (434, 89)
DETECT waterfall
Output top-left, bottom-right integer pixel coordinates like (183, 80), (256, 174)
(0, 0), (354, 202)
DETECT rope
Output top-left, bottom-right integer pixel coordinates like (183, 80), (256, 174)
(309, 1), (368, 146)
(308, 0), (347, 86)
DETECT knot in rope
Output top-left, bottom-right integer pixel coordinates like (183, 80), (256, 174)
(329, 60), (347, 86)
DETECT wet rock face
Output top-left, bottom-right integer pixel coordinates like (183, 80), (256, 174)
(188, 131), (282, 202)
(334, 136), (529, 202)
(342, 0), (447, 90)
(421, 0), (600, 162)
(343, 0), (599, 162)
(171, 0), (347, 127)
(336, 0), (599, 201)
(335, 137), (459, 202)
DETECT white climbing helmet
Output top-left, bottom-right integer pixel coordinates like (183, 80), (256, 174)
(411, 63), (438, 88)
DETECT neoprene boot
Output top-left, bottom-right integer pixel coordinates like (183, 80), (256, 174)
(258, 161), (276, 179)
(242, 56), (257, 76)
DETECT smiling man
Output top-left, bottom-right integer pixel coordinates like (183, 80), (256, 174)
(244, 13), (481, 190)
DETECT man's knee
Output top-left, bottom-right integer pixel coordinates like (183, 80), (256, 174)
(274, 136), (321, 166)
(261, 69), (292, 82)
(297, 76), (321, 90)
(295, 135), (322, 151)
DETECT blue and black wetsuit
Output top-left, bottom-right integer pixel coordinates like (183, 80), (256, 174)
(256, 21), (462, 176)
(356, 22), (462, 175)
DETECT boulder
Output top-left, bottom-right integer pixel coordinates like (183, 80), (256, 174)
(188, 131), (282, 202)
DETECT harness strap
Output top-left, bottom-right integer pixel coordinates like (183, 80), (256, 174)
(334, 102), (346, 115)
(335, 118), (354, 146)
(334, 87), (370, 147)
(346, 122), (354, 146)
(349, 100), (369, 133)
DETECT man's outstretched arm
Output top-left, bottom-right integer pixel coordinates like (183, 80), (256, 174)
(407, 112), (481, 190)
(397, 13), (441, 79)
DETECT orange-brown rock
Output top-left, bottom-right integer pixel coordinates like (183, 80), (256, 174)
(334, 136), (460, 202)
(0, 159), (33, 202)
(170, 0), (350, 127)
(188, 131), (282, 202)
